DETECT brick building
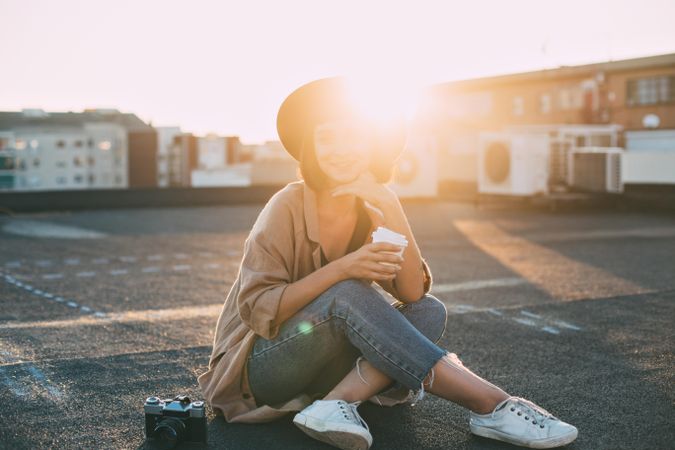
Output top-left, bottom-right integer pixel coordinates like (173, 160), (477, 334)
(418, 53), (675, 192)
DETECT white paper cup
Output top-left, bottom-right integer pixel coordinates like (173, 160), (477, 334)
(371, 226), (408, 267)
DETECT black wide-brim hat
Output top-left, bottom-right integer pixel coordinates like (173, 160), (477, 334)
(276, 76), (409, 162)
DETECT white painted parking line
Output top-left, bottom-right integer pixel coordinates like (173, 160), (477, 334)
(64, 258), (80, 265)
(205, 263), (222, 269)
(520, 310), (542, 319)
(4, 261), (22, 268)
(76, 271), (96, 277)
(0, 349), (64, 400)
(513, 317), (538, 327)
(174, 253), (189, 259)
(147, 255), (163, 261)
(141, 266), (161, 273)
(199, 252), (215, 258)
(552, 320), (583, 330)
(451, 304), (476, 313)
(42, 274), (64, 280)
(109, 269), (128, 276)
(486, 308), (503, 316)
(0, 366), (30, 397)
(1, 220), (107, 239)
(1, 271), (104, 318)
(26, 366), (63, 399)
(432, 277), (526, 294)
(541, 326), (561, 334)
(36, 260), (53, 267)
(173, 264), (191, 271)
(119, 256), (137, 263)
(92, 258), (109, 265)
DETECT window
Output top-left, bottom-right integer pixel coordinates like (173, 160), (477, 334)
(74, 140), (84, 148)
(56, 139), (65, 149)
(74, 174), (84, 183)
(114, 174), (123, 184)
(15, 139), (27, 150)
(627, 76), (675, 106)
(56, 160), (67, 168)
(98, 140), (112, 151)
(88, 156), (95, 166)
(30, 139), (39, 149)
(0, 137), (8, 151)
(16, 158), (27, 170)
(512, 96), (524, 116)
(88, 174), (95, 184)
(0, 156), (14, 170)
(73, 155), (84, 167)
(33, 157), (40, 167)
(56, 176), (67, 185)
(539, 93), (551, 114)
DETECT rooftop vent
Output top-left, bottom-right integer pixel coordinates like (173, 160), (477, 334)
(21, 108), (49, 118)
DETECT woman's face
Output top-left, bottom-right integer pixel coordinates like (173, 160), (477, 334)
(313, 118), (373, 187)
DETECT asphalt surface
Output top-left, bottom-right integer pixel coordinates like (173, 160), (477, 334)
(0, 200), (673, 449)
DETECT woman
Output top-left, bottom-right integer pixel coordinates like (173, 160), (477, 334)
(197, 77), (578, 450)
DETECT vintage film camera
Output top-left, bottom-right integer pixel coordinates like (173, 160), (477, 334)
(144, 395), (207, 448)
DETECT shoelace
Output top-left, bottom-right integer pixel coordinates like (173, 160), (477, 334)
(336, 400), (370, 433)
(507, 396), (558, 429)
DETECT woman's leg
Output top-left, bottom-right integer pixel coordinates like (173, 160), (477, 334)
(323, 294), (448, 403)
(321, 289), (510, 414)
(249, 278), (508, 413)
(247, 279), (445, 406)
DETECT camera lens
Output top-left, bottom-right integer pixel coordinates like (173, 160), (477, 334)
(153, 417), (185, 449)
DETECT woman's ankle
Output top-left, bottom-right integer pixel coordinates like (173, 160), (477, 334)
(470, 392), (511, 415)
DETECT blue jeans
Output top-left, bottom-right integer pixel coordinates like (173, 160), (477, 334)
(246, 279), (448, 408)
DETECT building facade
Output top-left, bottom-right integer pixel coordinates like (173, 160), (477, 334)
(420, 53), (675, 191)
(0, 109), (157, 191)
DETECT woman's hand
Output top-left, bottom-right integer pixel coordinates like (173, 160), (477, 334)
(334, 242), (405, 282)
(330, 171), (400, 215)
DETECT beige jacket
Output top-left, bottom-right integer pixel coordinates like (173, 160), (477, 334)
(197, 180), (433, 423)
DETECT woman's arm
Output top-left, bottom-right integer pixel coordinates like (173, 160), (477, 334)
(271, 259), (344, 329)
(271, 241), (404, 330)
(377, 197), (427, 303)
(331, 173), (428, 303)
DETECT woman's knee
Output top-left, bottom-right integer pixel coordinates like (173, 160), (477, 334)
(401, 294), (448, 344)
(317, 278), (391, 316)
(324, 278), (387, 309)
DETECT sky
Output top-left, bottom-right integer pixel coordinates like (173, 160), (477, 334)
(1, 0), (674, 143)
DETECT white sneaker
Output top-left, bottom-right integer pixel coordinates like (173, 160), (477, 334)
(469, 396), (578, 449)
(293, 399), (373, 450)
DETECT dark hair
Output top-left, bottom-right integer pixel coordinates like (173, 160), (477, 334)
(298, 126), (398, 191)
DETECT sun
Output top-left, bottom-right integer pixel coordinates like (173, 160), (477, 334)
(343, 75), (421, 127)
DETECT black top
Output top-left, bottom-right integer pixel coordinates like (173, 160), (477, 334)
(320, 198), (372, 266)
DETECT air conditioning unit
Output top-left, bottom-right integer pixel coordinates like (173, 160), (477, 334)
(389, 133), (438, 198)
(569, 147), (623, 193)
(478, 132), (550, 196)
